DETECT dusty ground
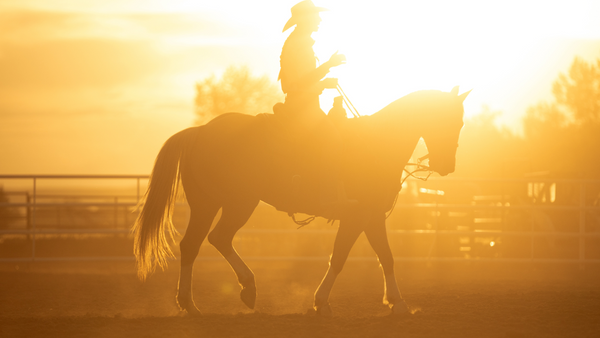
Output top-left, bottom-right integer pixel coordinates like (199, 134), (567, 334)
(1, 259), (599, 338)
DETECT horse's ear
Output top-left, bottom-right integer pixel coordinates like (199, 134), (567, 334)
(458, 89), (472, 103)
(450, 86), (459, 96)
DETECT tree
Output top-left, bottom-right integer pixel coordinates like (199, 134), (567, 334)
(455, 56), (600, 178)
(523, 56), (600, 177)
(194, 66), (284, 125)
(455, 107), (524, 177)
(552, 57), (600, 125)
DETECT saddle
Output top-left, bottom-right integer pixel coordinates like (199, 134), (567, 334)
(272, 96), (347, 128)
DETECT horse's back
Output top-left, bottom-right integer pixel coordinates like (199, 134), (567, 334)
(181, 113), (301, 207)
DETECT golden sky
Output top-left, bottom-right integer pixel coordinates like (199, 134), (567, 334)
(1, 0), (600, 175)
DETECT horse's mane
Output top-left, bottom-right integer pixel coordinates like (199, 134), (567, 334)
(376, 90), (446, 115)
(371, 90), (462, 127)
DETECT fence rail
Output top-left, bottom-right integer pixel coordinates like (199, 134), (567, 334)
(0, 175), (147, 262)
(1, 175), (599, 264)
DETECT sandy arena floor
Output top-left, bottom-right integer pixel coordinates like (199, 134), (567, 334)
(1, 260), (599, 338)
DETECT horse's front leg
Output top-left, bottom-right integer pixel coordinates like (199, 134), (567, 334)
(314, 219), (363, 316)
(364, 213), (409, 314)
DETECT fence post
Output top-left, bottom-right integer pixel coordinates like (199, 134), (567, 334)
(579, 183), (586, 270)
(124, 201), (128, 230)
(530, 210), (534, 262)
(57, 204), (61, 228)
(32, 177), (36, 262)
(114, 196), (118, 228)
(25, 192), (31, 241)
(427, 196), (439, 261)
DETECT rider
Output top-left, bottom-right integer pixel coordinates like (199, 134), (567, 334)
(278, 0), (354, 212)
(278, 0), (345, 122)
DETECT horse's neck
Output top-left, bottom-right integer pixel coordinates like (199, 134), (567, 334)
(370, 107), (422, 158)
(345, 111), (422, 170)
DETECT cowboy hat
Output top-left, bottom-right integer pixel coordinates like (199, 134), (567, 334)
(282, 0), (328, 32)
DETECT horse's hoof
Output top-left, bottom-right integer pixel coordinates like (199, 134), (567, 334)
(390, 301), (410, 316)
(315, 304), (333, 317)
(177, 296), (201, 316)
(186, 305), (202, 316)
(240, 285), (256, 309)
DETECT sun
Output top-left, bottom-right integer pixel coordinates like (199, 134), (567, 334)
(304, 0), (600, 122)
(307, 1), (480, 115)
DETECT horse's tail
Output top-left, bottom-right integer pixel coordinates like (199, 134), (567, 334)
(133, 127), (197, 280)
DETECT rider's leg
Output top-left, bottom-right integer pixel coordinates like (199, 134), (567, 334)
(207, 199), (260, 309)
(315, 117), (356, 212)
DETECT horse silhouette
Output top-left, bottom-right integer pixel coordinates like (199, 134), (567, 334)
(133, 87), (470, 316)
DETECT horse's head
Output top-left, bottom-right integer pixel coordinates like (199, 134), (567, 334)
(420, 86), (470, 176)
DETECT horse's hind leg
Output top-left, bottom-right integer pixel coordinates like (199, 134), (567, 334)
(208, 199), (259, 309)
(364, 214), (409, 314)
(177, 188), (221, 315)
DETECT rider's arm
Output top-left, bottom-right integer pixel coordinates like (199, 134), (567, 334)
(280, 34), (337, 95)
(281, 49), (328, 94)
(288, 57), (344, 94)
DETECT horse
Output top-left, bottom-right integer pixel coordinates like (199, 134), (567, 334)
(133, 86), (470, 316)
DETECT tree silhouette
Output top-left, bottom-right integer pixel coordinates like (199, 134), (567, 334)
(194, 66), (284, 125)
(455, 55), (600, 179)
(552, 57), (600, 125)
(523, 56), (600, 177)
(455, 107), (524, 177)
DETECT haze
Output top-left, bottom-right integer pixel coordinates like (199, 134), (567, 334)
(1, 0), (599, 174)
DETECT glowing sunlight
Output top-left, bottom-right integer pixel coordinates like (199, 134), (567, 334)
(2, 2), (600, 334)
(1, 0), (599, 174)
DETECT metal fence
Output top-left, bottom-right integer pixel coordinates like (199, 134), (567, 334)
(0, 175), (146, 262)
(1, 175), (599, 265)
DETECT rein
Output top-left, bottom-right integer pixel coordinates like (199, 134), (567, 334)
(290, 213), (317, 228)
(336, 84), (361, 118)
(385, 154), (432, 220)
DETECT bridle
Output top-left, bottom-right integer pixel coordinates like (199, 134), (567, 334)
(402, 153), (432, 185)
(384, 153), (433, 219)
